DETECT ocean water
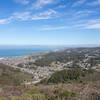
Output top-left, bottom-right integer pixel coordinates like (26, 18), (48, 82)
(0, 45), (57, 58)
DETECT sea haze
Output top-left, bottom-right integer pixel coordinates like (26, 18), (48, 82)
(0, 45), (59, 57)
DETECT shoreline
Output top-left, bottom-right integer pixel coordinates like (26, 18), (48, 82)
(0, 48), (61, 59)
(1, 45), (100, 59)
(0, 51), (49, 59)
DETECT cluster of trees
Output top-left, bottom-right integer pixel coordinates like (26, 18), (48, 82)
(40, 68), (96, 84)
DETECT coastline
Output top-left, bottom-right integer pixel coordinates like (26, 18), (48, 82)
(0, 50), (50, 59)
(0, 48), (62, 59)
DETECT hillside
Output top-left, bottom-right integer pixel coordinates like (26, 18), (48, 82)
(34, 47), (100, 68)
(40, 68), (100, 84)
(0, 64), (33, 86)
(0, 81), (100, 100)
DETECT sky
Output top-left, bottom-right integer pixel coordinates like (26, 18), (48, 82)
(0, 0), (100, 45)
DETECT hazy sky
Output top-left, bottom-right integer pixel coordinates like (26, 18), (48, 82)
(0, 0), (100, 45)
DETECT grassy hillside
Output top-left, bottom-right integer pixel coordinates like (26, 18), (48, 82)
(0, 67), (100, 100)
(0, 64), (33, 86)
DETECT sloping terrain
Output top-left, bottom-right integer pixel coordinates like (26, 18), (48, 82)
(0, 81), (100, 100)
(0, 64), (33, 86)
(40, 68), (100, 84)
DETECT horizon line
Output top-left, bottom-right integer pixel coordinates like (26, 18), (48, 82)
(0, 44), (100, 47)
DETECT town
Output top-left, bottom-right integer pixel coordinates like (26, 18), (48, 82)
(0, 47), (100, 84)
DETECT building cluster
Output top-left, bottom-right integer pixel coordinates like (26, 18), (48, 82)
(0, 48), (100, 84)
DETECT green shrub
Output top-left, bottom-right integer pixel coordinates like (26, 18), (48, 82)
(53, 88), (61, 95)
(0, 97), (8, 100)
(11, 96), (20, 100)
(31, 93), (46, 100)
(71, 91), (78, 97)
(61, 90), (71, 97)
(27, 88), (39, 95)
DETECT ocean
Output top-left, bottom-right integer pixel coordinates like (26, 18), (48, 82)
(0, 45), (58, 58)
